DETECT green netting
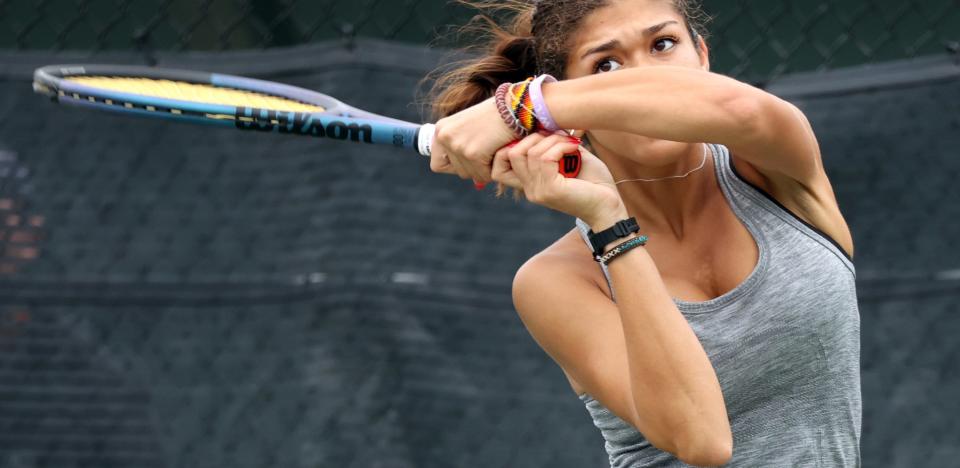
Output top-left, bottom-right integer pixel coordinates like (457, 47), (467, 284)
(1, 0), (958, 81)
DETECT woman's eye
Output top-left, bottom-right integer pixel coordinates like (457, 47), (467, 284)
(594, 58), (622, 73)
(653, 37), (678, 53)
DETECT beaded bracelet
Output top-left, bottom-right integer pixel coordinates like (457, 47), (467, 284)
(596, 235), (649, 265)
(528, 74), (561, 132)
(495, 82), (528, 138)
(507, 78), (541, 133)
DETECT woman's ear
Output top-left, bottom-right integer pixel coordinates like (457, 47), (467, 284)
(697, 36), (710, 72)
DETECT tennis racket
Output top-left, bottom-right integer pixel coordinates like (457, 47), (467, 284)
(32, 64), (582, 178)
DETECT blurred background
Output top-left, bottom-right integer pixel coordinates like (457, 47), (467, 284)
(0, 0), (958, 467)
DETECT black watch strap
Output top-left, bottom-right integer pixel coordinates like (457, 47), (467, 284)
(588, 217), (640, 257)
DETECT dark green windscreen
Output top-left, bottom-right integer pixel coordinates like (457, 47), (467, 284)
(1, 0), (957, 80)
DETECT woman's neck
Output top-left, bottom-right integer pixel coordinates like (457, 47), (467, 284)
(600, 142), (714, 241)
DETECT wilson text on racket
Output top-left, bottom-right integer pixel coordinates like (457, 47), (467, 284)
(235, 107), (375, 144)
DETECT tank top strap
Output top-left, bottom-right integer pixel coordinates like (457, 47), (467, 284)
(710, 143), (856, 276)
(575, 142), (854, 299)
(574, 218), (615, 300)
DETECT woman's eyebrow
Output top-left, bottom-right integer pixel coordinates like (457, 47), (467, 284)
(579, 20), (681, 60)
(580, 39), (621, 60)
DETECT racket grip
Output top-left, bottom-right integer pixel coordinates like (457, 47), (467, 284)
(416, 124), (435, 157)
(419, 125), (580, 178)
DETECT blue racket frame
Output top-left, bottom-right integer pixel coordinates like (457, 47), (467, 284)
(32, 64), (431, 155)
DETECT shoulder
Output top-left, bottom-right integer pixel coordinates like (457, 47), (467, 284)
(513, 229), (609, 304)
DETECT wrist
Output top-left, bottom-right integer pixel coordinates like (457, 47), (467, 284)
(584, 208), (630, 233)
(585, 214), (641, 259)
(529, 75), (560, 132)
(488, 95), (522, 141)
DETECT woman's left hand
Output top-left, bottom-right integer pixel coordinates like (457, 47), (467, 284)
(430, 97), (517, 184)
(491, 132), (627, 226)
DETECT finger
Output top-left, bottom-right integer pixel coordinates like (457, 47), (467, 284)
(527, 133), (575, 159)
(528, 143), (578, 194)
(465, 151), (495, 185)
(505, 134), (545, 183)
(429, 144), (458, 175)
(526, 133), (582, 178)
(521, 134), (578, 181)
(536, 139), (581, 165)
(445, 150), (473, 180)
(535, 140), (581, 180)
(492, 147), (522, 189)
(528, 132), (582, 178)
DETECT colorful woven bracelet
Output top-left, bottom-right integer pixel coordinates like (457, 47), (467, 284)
(508, 78), (541, 133)
(597, 235), (649, 265)
(528, 74), (561, 132)
(495, 82), (528, 138)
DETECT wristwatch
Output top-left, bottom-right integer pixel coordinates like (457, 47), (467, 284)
(588, 217), (640, 258)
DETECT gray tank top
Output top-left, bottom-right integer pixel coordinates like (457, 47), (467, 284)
(574, 143), (861, 467)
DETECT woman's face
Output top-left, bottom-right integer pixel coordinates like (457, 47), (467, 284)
(564, 0), (709, 162)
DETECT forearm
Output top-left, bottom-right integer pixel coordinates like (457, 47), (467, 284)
(598, 233), (730, 457)
(544, 66), (763, 148)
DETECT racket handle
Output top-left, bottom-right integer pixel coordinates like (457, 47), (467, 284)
(416, 124), (581, 178)
(416, 124), (435, 157)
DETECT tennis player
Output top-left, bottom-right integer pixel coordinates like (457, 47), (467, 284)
(428, 0), (860, 466)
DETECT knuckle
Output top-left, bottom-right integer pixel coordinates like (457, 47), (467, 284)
(465, 146), (482, 161)
(433, 122), (446, 141)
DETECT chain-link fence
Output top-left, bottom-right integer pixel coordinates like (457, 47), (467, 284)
(2, 0), (959, 82)
(1, 1), (959, 467)
(0, 38), (959, 466)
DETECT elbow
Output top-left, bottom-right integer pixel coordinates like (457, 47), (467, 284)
(644, 418), (733, 466)
(675, 434), (734, 467)
(724, 90), (770, 148)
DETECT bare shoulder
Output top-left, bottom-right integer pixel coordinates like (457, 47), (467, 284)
(511, 229), (612, 360)
(511, 229), (642, 423)
(513, 229), (609, 301)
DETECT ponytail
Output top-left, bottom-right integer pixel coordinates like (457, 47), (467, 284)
(427, 3), (538, 120)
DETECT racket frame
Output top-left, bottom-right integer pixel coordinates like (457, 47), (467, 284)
(32, 64), (433, 156)
(32, 64), (579, 177)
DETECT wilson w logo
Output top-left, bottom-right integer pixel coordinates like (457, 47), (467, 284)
(561, 154), (581, 176)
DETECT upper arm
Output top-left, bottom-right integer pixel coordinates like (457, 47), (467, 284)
(513, 251), (733, 465)
(512, 253), (641, 429)
(728, 90), (830, 192)
(727, 92), (855, 257)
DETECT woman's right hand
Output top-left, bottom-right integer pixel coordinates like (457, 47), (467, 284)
(492, 132), (628, 228)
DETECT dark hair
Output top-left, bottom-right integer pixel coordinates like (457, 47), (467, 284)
(429, 0), (711, 120)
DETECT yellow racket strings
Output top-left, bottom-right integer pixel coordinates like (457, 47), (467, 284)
(66, 77), (325, 113)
